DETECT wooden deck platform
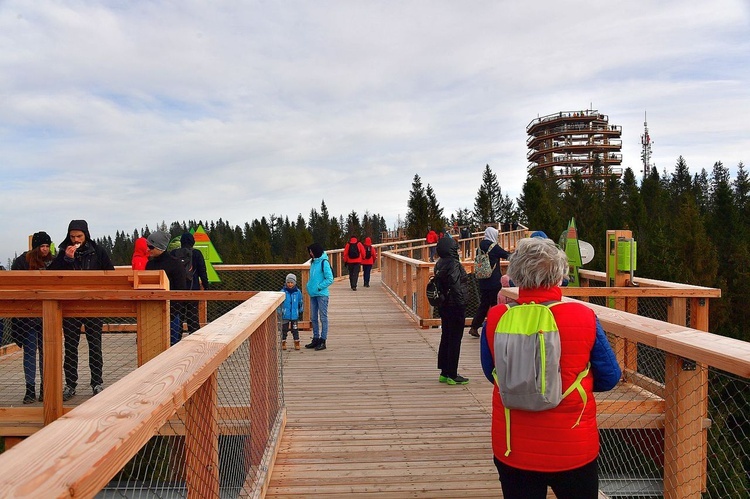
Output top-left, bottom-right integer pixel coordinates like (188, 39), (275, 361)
(269, 273), (567, 498)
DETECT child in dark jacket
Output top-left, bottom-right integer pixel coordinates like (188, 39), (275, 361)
(280, 273), (304, 350)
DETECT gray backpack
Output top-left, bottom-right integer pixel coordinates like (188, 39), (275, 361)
(491, 302), (590, 456)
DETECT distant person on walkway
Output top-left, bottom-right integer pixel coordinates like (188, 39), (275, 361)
(468, 227), (510, 338)
(280, 273), (303, 350)
(481, 237), (621, 499)
(11, 231), (54, 404)
(172, 232), (210, 334)
(426, 228), (439, 262)
(361, 237), (377, 288)
(145, 231), (187, 346)
(131, 236), (149, 270)
(50, 219), (115, 400)
(343, 236), (365, 291)
(305, 242), (334, 351)
(434, 236), (469, 385)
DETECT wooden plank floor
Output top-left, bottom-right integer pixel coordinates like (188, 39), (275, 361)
(268, 272), (505, 498)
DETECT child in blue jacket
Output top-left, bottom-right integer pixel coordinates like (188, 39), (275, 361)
(280, 273), (304, 350)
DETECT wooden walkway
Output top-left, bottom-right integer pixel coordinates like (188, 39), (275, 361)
(268, 272), (503, 498)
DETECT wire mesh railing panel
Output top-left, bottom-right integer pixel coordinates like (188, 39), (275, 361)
(0, 316), (139, 406)
(704, 368), (750, 498)
(100, 313), (283, 498)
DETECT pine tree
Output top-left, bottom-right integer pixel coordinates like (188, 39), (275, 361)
(405, 174), (429, 238)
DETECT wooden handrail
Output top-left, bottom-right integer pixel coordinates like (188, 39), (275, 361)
(0, 292), (284, 497)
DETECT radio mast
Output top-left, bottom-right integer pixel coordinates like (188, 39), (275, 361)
(640, 111), (654, 181)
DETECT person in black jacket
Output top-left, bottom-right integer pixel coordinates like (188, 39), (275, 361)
(50, 220), (115, 400)
(145, 231), (187, 346)
(434, 236), (469, 385)
(11, 231), (54, 403)
(468, 227), (510, 338)
(172, 232), (209, 333)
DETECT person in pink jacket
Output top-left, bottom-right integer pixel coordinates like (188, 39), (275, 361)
(360, 237), (377, 287)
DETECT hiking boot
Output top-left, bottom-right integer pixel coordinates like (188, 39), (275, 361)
(62, 385), (76, 401)
(282, 340), (287, 351)
(446, 375), (469, 385)
(439, 375), (449, 383)
(92, 384), (104, 395)
(23, 386), (36, 404)
(468, 327), (480, 338)
(294, 340), (301, 350)
(314, 340), (327, 351)
(305, 338), (320, 349)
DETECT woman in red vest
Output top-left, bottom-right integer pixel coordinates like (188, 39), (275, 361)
(480, 237), (621, 499)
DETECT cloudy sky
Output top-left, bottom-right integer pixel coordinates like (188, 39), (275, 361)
(1, 0), (749, 265)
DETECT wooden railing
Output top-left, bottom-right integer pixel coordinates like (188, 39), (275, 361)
(379, 244), (735, 498)
(0, 290), (284, 497)
(0, 270), (256, 440)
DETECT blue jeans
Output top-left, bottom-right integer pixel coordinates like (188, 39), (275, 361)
(170, 314), (182, 346)
(309, 296), (329, 340)
(21, 319), (43, 388)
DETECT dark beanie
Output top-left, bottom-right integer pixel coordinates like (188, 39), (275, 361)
(307, 242), (324, 258)
(181, 232), (195, 247)
(67, 219), (89, 234)
(32, 231), (52, 249)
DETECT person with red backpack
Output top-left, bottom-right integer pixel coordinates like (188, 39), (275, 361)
(360, 237), (377, 287)
(343, 236), (365, 291)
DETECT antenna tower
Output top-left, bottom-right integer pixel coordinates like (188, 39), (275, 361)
(640, 111), (654, 181)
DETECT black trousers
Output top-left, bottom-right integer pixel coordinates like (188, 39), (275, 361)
(348, 263), (361, 289)
(63, 318), (103, 389)
(494, 456), (599, 499)
(471, 285), (501, 330)
(183, 300), (201, 333)
(437, 305), (465, 378)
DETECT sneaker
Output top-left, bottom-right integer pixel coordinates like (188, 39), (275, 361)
(468, 327), (480, 338)
(62, 385), (76, 401)
(446, 375), (469, 385)
(439, 375), (449, 383)
(23, 392), (36, 404)
(305, 338), (320, 349)
(314, 340), (327, 351)
(92, 384), (104, 395)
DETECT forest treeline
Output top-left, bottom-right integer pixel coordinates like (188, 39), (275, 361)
(88, 158), (746, 342)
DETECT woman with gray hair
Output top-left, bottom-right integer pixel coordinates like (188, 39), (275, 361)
(480, 237), (621, 499)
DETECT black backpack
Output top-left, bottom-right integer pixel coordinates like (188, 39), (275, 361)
(172, 247), (194, 284)
(348, 243), (360, 259)
(426, 274), (445, 307)
(365, 246), (372, 259)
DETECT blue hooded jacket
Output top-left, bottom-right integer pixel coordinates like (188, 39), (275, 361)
(307, 243), (334, 297)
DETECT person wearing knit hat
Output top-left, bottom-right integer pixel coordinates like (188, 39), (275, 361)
(11, 230), (56, 404)
(50, 219), (115, 401)
(170, 232), (210, 334)
(305, 242), (334, 350)
(145, 231), (188, 347)
(280, 273), (303, 350)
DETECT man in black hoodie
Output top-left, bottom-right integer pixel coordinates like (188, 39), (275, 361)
(50, 219), (115, 400)
(171, 232), (209, 333)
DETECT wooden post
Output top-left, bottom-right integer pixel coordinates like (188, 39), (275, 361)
(42, 300), (63, 424)
(136, 301), (169, 366)
(663, 353), (704, 499)
(185, 372), (220, 499)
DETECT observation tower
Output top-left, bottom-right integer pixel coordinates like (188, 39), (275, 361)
(527, 109), (623, 185)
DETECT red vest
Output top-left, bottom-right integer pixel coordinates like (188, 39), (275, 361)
(485, 287), (599, 472)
